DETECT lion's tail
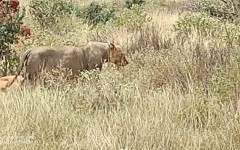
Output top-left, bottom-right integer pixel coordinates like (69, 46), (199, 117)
(7, 49), (32, 87)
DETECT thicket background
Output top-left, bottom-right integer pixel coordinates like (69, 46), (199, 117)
(1, 0), (240, 149)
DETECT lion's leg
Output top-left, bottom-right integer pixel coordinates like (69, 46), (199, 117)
(25, 73), (38, 86)
(65, 70), (78, 81)
(98, 63), (103, 72)
(71, 72), (79, 82)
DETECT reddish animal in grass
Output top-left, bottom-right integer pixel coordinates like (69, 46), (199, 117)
(0, 75), (24, 90)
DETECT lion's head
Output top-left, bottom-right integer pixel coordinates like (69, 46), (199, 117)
(109, 43), (129, 68)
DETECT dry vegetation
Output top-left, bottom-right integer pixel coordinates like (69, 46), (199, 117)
(1, 0), (240, 149)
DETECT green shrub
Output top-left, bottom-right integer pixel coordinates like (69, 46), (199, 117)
(80, 2), (115, 27)
(211, 56), (240, 105)
(112, 5), (150, 30)
(0, 2), (25, 75)
(173, 13), (221, 36)
(185, 0), (240, 20)
(125, 0), (145, 9)
(29, 0), (77, 30)
(202, 0), (237, 20)
(173, 13), (240, 46)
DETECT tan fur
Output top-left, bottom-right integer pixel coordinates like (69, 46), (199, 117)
(9, 42), (129, 85)
(84, 41), (129, 70)
(0, 75), (24, 90)
(16, 45), (86, 84)
(0, 80), (8, 90)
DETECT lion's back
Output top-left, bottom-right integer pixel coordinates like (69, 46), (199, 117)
(26, 46), (69, 73)
(61, 46), (86, 73)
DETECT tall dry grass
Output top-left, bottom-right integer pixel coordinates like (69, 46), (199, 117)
(1, 0), (240, 149)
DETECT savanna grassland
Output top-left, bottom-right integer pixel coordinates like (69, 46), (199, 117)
(1, 0), (240, 149)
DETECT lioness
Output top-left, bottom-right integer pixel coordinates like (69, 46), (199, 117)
(84, 41), (129, 70)
(9, 42), (128, 85)
(0, 75), (24, 90)
(11, 45), (86, 84)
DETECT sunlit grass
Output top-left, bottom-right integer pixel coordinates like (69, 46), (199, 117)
(1, 0), (240, 149)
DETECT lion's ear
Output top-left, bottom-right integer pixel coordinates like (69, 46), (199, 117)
(109, 43), (116, 53)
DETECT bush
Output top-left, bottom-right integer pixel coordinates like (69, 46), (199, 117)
(201, 0), (238, 20)
(112, 5), (150, 30)
(29, 0), (77, 30)
(80, 2), (115, 27)
(173, 13), (221, 36)
(0, 1), (25, 76)
(184, 0), (240, 21)
(125, 0), (145, 9)
(173, 13), (240, 46)
(211, 55), (240, 106)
